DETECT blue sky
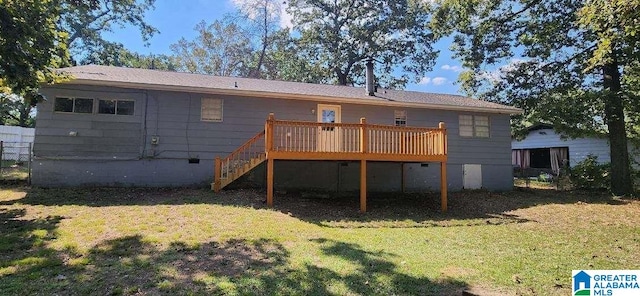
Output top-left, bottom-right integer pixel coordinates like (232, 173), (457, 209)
(104, 0), (464, 95)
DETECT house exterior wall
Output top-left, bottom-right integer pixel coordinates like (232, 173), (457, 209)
(33, 84), (513, 191)
(511, 129), (611, 167)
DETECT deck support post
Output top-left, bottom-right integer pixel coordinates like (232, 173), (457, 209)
(360, 159), (367, 213)
(213, 157), (221, 192)
(440, 161), (447, 213)
(439, 122), (447, 213)
(266, 113), (275, 207)
(267, 158), (274, 207)
(401, 162), (406, 193)
(360, 117), (368, 213)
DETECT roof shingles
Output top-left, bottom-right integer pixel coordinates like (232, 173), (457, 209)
(56, 65), (521, 114)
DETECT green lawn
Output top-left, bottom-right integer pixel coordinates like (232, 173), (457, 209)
(0, 186), (638, 295)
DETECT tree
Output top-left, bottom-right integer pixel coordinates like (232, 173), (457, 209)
(0, 0), (70, 127)
(259, 29), (329, 83)
(1, 0), (158, 127)
(431, 0), (639, 195)
(171, 20), (254, 76)
(58, 0), (158, 64)
(229, 0), (284, 78)
(287, 0), (438, 87)
(82, 42), (178, 71)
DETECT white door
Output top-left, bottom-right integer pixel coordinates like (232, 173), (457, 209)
(463, 164), (482, 189)
(317, 104), (341, 152)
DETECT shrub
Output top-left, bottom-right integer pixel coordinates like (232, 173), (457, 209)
(569, 155), (610, 190)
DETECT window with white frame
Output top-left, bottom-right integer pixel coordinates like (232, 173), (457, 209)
(54, 97), (93, 113)
(201, 98), (223, 122)
(459, 114), (490, 137)
(98, 99), (135, 115)
(394, 110), (407, 127)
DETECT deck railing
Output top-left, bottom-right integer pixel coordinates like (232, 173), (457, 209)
(213, 130), (265, 191)
(265, 114), (447, 161)
(214, 113), (449, 212)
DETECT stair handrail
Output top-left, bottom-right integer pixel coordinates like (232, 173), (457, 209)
(213, 130), (266, 191)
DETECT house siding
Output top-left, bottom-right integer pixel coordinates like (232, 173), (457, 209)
(33, 84), (513, 191)
(511, 129), (611, 167)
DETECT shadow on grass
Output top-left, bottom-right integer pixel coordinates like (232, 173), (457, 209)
(0, 208), (64, 295)
(0, 219), (468, 295)
(267, 188), (631, 228)
(0, 185), (631, 229)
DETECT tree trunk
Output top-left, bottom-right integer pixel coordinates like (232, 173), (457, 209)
(602, 58), (633, 195)
(251, 0), (269, 79)
(336, 68), (348, 85)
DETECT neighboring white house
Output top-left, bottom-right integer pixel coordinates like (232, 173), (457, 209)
(0, 125), (35, 161)
(511, 124), (638, 174)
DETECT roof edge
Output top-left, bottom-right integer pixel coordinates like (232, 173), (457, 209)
(56, 78), (523, 115)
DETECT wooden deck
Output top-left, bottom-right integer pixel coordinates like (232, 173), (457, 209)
(213, 113), (448, 212)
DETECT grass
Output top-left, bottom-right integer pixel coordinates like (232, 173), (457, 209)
(0, 186), (638, 295)
(0, 160), (29, 181)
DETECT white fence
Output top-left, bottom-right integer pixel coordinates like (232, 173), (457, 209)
(0, 125), (34, 161)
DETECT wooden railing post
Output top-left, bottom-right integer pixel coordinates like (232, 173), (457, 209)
(439, 121), (447, 155)
(359, 118), (367, 213)
(266, 113), (275, 153)
(213, 157), (221, 192)
(360, 118), (367, 154)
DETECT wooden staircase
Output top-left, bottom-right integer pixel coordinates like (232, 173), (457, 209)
(212, 130), (266, 191)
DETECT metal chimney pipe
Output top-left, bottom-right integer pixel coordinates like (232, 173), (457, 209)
(365, 58), (375, 96)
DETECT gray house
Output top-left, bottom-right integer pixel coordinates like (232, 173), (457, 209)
(34, 65), (520, 205)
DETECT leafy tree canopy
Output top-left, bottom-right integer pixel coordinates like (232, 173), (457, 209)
(59, 0), (158, 64)
(431, 0), (639, 194)
(288, 0), (438, 88)
(171, 20), (254, 76)
(0, 0), (69, 95)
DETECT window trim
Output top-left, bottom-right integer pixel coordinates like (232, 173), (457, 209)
(201, 98), (223, 122)
(394, 110), (407, 127)
(97, 99), (136, 116)
(54, 97), (94, 114)
(459, 114), (490, 138)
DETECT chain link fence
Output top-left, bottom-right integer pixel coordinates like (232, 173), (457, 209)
(0, 141), (32, 183)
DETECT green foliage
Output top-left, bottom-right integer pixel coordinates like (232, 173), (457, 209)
(1, 0), (158, 127)
(257, 30), (329, 83)
(0, 0), (69, 95)
(81, 43), (178, 71)
(431, 0), (638, 194)
(569, 155), (611, 190)
(288, 0), (438, 87)
(0, 0), (71, 127)
(58, 0), (158, 64)
(171, 20), (254, 76)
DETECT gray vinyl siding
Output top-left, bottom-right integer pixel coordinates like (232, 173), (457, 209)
(35, 86), (144, 159)
(33, 84), (513, 190)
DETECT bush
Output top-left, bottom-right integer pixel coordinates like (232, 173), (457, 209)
(569, 155), (610, 190)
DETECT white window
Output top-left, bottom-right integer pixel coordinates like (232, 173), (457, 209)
(201, 98), (223, 122)
(459, 115), (490, 137)
(394, 110), (407, 127)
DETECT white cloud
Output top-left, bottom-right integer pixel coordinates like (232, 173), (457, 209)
(441, 64), (462, 72)
(432, 77), (447, 85)
(418, 76), (447, 86)
(418, 77), (432, 85)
